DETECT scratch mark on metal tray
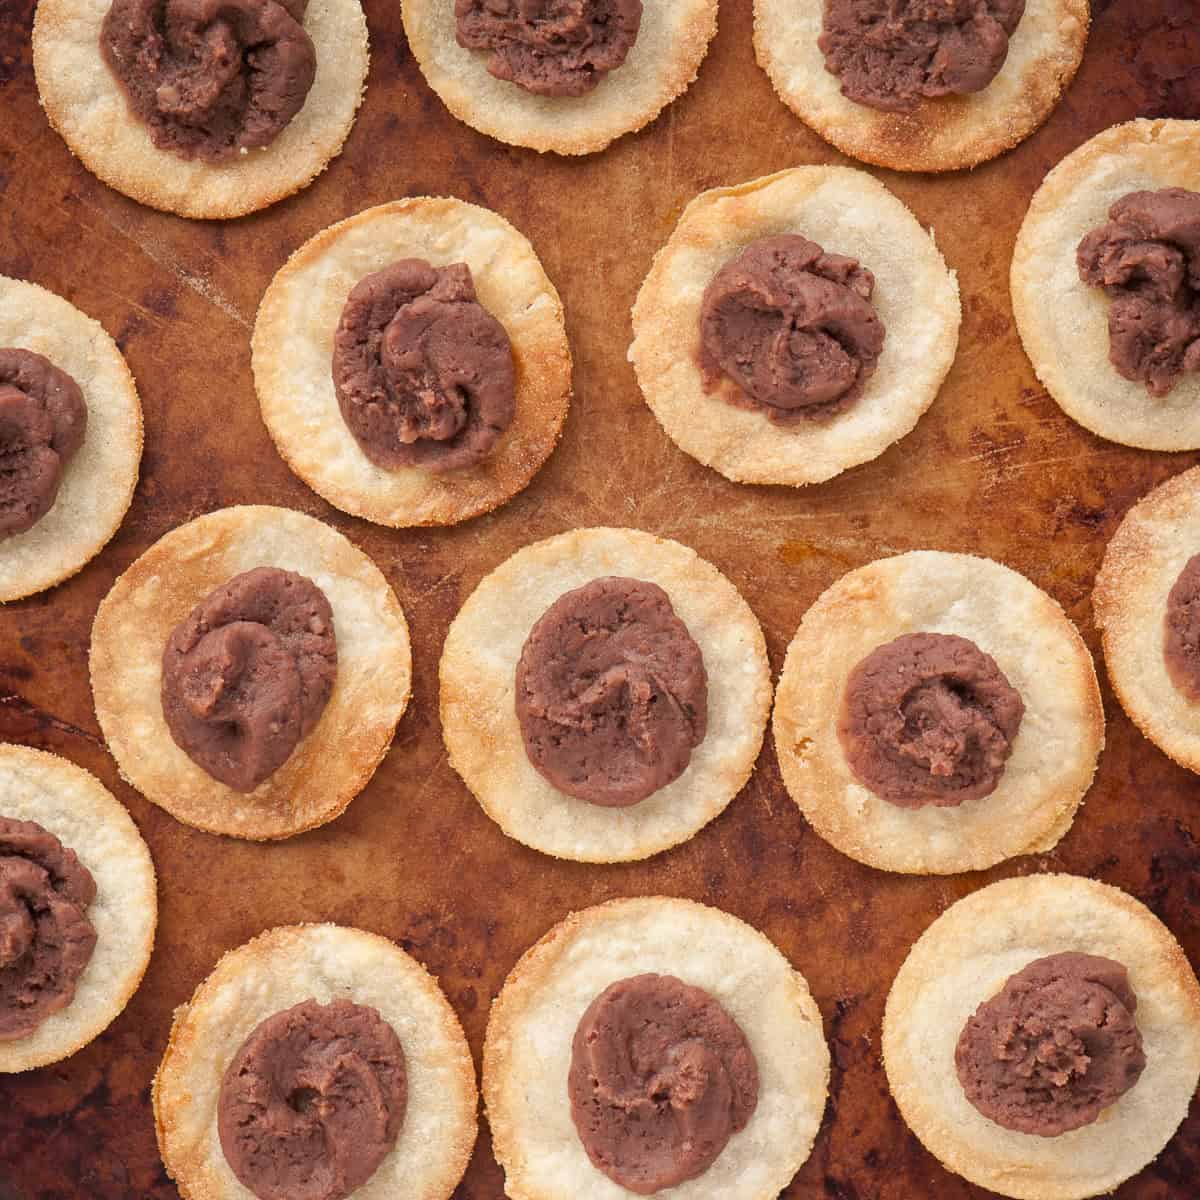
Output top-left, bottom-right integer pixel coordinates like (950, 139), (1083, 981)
(78, 200), (252, 328)
(0, 693), (102, 746)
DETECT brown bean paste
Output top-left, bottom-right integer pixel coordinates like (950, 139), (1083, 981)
(218, 998), (407, 1200)
(568, 973), (759, 1193)
(454, 0), (643, 97)
(698, 235), (885, 424)
(101, 0), (316, 162)
(838, 631), (1024, 808)
(515, 576), (708, 807)
(0, 348), (87, 539)
(819, 0), (1025, 113)
(956, 952), (1146, 1137)
(332, 259), (515, 474)
(161, 566), (337, 792)
(0, 817), (97, 1042)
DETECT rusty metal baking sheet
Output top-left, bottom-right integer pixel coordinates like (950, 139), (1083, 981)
(1, 0), (1199, 1195)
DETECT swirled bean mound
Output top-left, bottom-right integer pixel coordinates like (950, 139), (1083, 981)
(956, 952), (1146, 1136)
(698, 235), (885, 423)
(515, 577), (708, 807)
(454, 0), (643, 97)
(332, 259), (515, 474)
(218, 998), (407, 1200)
(0, 348), (87, 538)
(838, 631), (1024, 808)
(0, 817), (97, 1041)
(1077, 188), (1200, 397)
(101, 0), (316, 162)
(160, 566), (337, 792)
(819, 0), (1025, 113)
(569, 973), (758, 1193)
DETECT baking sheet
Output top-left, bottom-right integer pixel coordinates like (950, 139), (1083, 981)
(0, 0), (1198, 1195)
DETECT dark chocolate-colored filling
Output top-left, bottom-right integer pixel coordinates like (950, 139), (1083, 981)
(956, 952), (1146, 1137)
(332, 259), (515, 474)
(515, 576), (707, 807)
(0, 817), (97, 1042)
(1077, 188), (1200, 397)
(0, 348), (87, 539)
(101, 0), (316, 162)
(218, 998), (407, 1200)
(568, 973), (758, 1193)
(455, 0), (642, 97)
(698, 235), (885, 423)
(838, 631), (1024, 808)
(1164, 551), (1200, 701)
(819, 0), (1025, 113)
(161, 566), (337, 792)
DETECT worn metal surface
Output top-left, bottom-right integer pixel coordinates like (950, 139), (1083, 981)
(0, 0), (1198, 1196)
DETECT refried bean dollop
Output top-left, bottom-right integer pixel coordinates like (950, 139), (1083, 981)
(218, 998), (407, 1200)
(100, 0), (316, 163)
(818, 0), (1025, 113)
(454, 0), (643, 97)
(0, 817), (97, 1042)
(569, 973), (758, 1194)
(1164, 552), (1200, 701)
(0, 348), (87, 539)
(332, 259), (515, 474)
(161, 566), (337, 793)
(956, 952), (1146, 1136)
(838, 631), (1024, 808)
(698, 234), (885, 424)
(1077, 188), (1200, 397)
(515, 576), (708, 807)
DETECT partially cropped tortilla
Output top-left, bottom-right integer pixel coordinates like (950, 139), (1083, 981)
(484, 897), (829, 1200)
(754, 0), (1087, 172)
(1093, 464), (1200, 773)
(884, 874), (1200, 1199)
(33, 0), (369, 219)
(403, 0), (717, 154)
(0, 744), (156, 1074)
(1012, 119), (1200, 450)
(0, 275), (142, 602)
(155, 924), (477, 1200)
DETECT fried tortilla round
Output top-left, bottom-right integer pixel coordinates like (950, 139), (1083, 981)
(484, 896), (829, 1200)
(90, 505), (411, 840)
(0, 275), (141, 602)
(440, 527), (772, 862)
(253, 198), (571, 527)
(154, 923), (476, 1200)
(883, 874), (1200, 1199)
(753, 0), (1087, 172)
(773, 551), (1104, 874)
(403, 0), (717, 154)
(629, 167), (960, 486)
(0, 744), (156, 1073)
(1093, 464), (1200, 772)
(33, 0), (369, 219)
(1012, 119), (1200, 450)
